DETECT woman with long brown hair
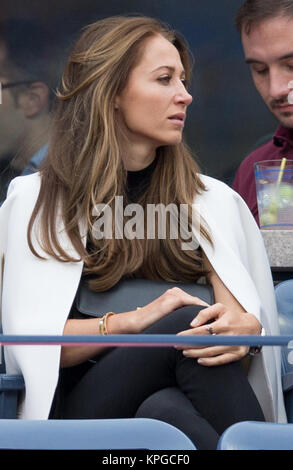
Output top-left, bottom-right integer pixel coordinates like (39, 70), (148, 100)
(0, 16), (286, 449)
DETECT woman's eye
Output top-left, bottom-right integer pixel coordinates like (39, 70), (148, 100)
(157, 76), (171, 84)
(157, 76), (188, 88)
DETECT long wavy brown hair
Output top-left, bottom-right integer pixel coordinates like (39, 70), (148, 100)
(28, 15), (212, 291)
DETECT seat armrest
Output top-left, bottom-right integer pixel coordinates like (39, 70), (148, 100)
(0, 374), (25, 419)
(0, 374), (25, 391)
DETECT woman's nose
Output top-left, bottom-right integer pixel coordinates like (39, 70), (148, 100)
(174, 82), (193, 105)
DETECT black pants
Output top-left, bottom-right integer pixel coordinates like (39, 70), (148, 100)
(56, 306), (265, 450)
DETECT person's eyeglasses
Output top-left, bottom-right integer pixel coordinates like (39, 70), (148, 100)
(1, 80), (36, 90)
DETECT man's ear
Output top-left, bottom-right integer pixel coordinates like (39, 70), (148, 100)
(17, 82), (50, 118)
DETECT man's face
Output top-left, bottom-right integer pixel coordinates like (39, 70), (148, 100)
(242, 15), (293, 128)
(0, 75), (26, 161)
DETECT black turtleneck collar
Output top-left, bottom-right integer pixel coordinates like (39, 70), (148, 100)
(126, 157), (158, 201)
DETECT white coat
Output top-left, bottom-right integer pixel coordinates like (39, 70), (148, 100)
(0, 172), (287, 422)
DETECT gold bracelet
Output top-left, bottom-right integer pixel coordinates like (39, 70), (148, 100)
(98, 312), (115, 335)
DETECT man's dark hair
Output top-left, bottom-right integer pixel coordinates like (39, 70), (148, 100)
(235, 0), (293, 34)
(0, 18), (60, 104)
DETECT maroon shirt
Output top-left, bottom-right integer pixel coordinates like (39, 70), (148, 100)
(233, 125), (293, 225)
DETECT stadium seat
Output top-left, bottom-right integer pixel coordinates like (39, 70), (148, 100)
(275, 279), (293, 422)
(0, 326), (24, 418)
(217, 421), (293, 450)
(0, 374), (24, 419)
(0, 418), (196, 450)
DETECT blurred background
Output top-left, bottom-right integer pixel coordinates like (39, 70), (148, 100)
(0, 0), (278, 197)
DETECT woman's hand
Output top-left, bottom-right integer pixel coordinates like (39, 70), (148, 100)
(176, 302), (262, 366)
(174, 252), (262, 367)
(110, 286), (210, 334)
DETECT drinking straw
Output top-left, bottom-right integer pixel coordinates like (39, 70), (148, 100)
(277, 157), (287, 186)
(267, 157), (287, 221)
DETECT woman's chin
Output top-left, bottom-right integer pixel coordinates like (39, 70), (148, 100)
(160, 136), (183, 147)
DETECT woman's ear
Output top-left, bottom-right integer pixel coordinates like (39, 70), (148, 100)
(114, 95), (120, 110)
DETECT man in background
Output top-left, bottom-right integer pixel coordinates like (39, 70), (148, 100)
(233, 0), (293, 224)
(0, 19), (59, 201)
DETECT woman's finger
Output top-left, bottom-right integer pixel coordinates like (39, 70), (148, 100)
(181, 345), (245, 358)
(197, 349), (249, 367)
(183, 346), (248, 367)
(165, 287), (210, 308)
(176, 290), (210, 308)
(175, 325), (218, 349)
(177, 317), (224, 337)
(189, 303), (226, 327)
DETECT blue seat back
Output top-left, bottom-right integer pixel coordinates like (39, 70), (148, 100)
(0, 418), (196, 450)
(275, 280), (293, 422)
(275, 279), (293, 375)
(218, 421), (293, 450)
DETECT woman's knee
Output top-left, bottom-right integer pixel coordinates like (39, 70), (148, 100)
(143, 305), (204, 335)
(135, 387), (199, 419)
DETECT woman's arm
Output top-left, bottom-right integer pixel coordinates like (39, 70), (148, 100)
(176, 254), (262, 366)
(61, 287), (209, 368)
(61, 310), (140, 367)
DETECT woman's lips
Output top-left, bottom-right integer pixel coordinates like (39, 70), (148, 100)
(168, 113), (186, 127)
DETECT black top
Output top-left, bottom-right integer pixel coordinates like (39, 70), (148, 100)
(126, 156), (158, 201)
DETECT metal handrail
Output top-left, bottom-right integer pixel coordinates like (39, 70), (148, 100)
(0, 334), (293, 347)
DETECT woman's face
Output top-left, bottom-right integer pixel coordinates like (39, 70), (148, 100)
(115, 34), (193, 156)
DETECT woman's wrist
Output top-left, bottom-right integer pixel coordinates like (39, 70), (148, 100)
(106, 310), (141, 334)
(249, 325), (265, 356)
(245, 313), (262, 335)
